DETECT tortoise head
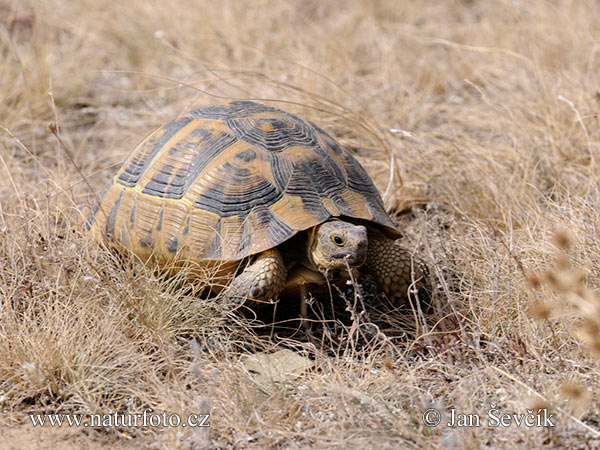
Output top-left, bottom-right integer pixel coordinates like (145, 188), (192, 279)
(307, 220), (368, 273)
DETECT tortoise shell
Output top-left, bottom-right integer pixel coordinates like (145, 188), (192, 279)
(83, 101), (399, 262)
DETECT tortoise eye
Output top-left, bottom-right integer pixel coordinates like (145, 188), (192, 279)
(332, 235), (345, 247)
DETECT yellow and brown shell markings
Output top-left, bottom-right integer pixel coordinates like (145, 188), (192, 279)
(83, 100), (399, 266)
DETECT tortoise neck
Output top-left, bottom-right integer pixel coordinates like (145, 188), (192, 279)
(305, 225), (321, 271)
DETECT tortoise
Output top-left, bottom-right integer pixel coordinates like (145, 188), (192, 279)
(82, 100), (427, 308)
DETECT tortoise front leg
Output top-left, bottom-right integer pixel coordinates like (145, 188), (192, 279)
(225, 248), (287, 305)
(366, 232), (429, 307)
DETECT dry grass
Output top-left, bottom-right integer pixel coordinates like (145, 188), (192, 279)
(1, 0), (600, 448)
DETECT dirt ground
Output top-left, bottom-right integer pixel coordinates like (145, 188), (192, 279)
(0, 422), (133, 450)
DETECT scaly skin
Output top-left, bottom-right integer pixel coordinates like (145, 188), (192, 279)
(225, 248), (286, 305)
(225, 223), (429, 310)
(366, 231), (428, 307)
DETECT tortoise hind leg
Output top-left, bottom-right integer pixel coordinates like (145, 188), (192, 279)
(225, 248), (287, 306)
(367, 232), (429, 308)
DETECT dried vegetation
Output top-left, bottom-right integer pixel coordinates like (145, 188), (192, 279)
(1, 0), (600, 448)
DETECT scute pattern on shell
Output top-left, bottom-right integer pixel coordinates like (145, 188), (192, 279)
(84, 101), (399, 262)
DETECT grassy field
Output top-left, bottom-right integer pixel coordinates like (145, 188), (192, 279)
(1, 0), (600, 448)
